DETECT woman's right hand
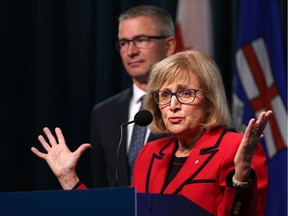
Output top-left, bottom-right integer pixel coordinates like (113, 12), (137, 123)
(31, 127), (91, 189)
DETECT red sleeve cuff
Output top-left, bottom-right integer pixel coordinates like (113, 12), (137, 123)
(72, 181), (87, 190)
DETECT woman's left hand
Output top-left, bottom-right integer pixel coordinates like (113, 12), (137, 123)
(234, 110), (273, 182)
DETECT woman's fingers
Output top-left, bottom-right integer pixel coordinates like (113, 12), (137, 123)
(43, 127), (59, 147)
(258, 110), (273, 132)
(31, 146), (47, 159)
(37, 134), (52, 152)
(249, 111), (273, 138)
(33, 127), (92, 162)
(75, 143), (92, 156)
(55, 127), (66, 146)
(36, 127), (61, 152)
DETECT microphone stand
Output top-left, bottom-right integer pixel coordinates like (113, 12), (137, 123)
(115, 110), (153, 186)
(115, 122), (133, 187)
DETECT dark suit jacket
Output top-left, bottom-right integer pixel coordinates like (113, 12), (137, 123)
(90, 87), (168, 187)
(132, 127), (268, 216)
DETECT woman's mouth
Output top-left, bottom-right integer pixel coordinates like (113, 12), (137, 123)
(168, 116), (183, 124)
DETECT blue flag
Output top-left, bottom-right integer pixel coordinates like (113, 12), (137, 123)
(232, 0), (287, 215)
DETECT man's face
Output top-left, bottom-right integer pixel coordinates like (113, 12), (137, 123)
(118, 16), (173, 87)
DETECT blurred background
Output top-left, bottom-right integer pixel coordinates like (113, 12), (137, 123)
(0, 0), (286, 215)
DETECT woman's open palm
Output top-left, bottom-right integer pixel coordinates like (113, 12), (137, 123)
(31, 127), (91, 179)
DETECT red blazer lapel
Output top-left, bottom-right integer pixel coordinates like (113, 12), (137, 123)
(163, 128), (226, 194)
(146, 139), (177, 193)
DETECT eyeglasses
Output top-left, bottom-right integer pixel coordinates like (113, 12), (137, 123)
(152, 89), (203, 105)
(115, 35), (169, 53)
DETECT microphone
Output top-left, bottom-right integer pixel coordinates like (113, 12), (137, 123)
(115, 109), (153, 186)
(122, 109), (153, 127)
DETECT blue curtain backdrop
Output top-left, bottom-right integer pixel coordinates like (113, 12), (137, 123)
(0, 0), (178, 192)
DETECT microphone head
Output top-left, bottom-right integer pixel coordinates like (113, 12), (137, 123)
(134, 109), (153, 126)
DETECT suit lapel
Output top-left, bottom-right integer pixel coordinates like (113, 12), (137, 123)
(147, 128), (226, 194)
(145, 138), (177, 193)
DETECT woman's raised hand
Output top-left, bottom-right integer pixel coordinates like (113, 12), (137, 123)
(31, 127), (91, 189)
(234, 110), (273, 182)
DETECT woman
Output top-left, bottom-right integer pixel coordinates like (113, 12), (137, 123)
(131, 50), (271, 215)
(31, 50), (272, 216)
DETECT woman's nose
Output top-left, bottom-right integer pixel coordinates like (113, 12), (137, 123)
(169, 95), (181, 110)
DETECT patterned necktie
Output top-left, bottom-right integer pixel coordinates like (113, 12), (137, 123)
(128, 96), (147, 180)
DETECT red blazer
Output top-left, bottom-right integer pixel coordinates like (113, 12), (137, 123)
(131, 127), (268, 216)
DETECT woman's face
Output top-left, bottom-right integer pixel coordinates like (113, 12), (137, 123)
(158, 72), (206, 139)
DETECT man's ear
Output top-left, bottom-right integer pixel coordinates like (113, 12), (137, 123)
(165, 37), (177, 56)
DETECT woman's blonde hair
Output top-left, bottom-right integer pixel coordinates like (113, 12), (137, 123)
(144, 50), (232, 134)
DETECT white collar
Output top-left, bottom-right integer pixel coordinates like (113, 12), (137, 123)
(132, 84), (146, 104)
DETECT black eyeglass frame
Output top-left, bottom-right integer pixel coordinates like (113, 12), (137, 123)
(152, 88), (203, 106)
(115, 35), (169, 52)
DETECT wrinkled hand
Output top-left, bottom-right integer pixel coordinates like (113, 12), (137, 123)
(31, 127), (91, 189)
(234, 110), (273, 181)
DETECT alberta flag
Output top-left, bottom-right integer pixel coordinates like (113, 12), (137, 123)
(232, 0), (287, 215)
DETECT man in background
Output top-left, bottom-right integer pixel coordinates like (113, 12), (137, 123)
(90, 5), (176, 187)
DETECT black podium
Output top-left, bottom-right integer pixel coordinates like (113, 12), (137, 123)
(0, 187), (211, 216)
